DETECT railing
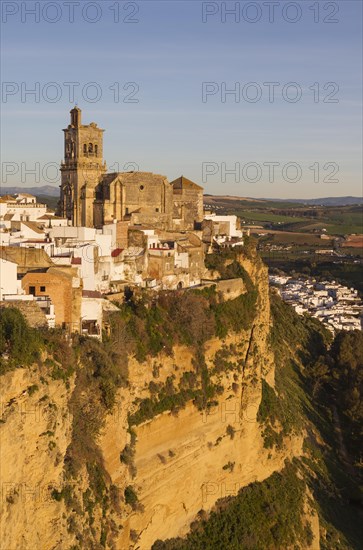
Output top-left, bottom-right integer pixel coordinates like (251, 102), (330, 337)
(7, 203), (47, 208)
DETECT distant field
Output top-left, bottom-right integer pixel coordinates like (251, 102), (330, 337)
(340, 247), (363, 257)
(204, 197), (300, 210)
(262, 232), (333, 246)
(207, 195), (363, 237)
(237, 210), (307, 224)
(341, 236), (363, 248)
(325, 223), (363, 236)
(250, 227), (335, 246)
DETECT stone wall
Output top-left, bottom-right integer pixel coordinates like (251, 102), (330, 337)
(21, 269), (81, 329)
(0, 300), (47, 328)
(215, 278), (246, 301)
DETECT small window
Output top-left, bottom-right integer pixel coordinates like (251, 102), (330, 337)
(40, 286), (46, 292)
(83, 144), (87, 154)
(139, 185), (144, 191)
(155, 208), (159, 212)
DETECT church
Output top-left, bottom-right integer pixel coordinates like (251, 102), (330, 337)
(59, 107), (204, 230)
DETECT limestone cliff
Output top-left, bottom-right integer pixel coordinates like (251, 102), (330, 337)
(0, 252), (318, 550)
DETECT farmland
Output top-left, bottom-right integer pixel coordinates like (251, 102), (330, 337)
(205, 195), (363, 291)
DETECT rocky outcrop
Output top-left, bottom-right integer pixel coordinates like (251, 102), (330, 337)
(0, 367), (74, 548)
(0, 253), (310, 549)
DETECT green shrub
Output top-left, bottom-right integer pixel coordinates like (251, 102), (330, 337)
(152, 462), (311, 550)
(124, 486), (139, 510)
(0, 308), (42, 372)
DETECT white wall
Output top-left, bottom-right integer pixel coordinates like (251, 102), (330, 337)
(0, 259), (19, 298)
(204, 214), (242, 237)
(7, 205), (48, 221)
(50, 226), (96, 242)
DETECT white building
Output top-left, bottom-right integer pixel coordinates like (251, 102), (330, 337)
(0, 259), (20, 298)
(204, 214), (243, 238)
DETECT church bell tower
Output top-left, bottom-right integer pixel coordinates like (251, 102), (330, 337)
(60, 107), (106, 227)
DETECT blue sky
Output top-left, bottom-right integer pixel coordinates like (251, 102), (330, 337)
(1, 0), (362, 198)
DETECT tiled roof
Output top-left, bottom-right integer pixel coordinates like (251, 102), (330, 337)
(22, 221), (44, 234)
(0, 195), (16, 201)
(111, 248), (124, 258)
(82, 290), (102, 298)
(100, 171), (169, 188)
(170, 176), (203, 191)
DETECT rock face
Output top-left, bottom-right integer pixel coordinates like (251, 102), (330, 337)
(0, 367), (74, 549)
(0, 254), (313, 549)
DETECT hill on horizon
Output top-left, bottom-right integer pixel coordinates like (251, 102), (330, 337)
(0, 185), (60, 197)
(204, 194), (363, 207)
(0, 186), (361, 207)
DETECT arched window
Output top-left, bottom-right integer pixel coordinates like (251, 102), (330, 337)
(95, 144), (98, 156)
(83, 144), (87, 155)
(88, 143), (93, 154)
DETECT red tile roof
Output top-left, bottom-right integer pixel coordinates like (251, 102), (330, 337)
(82, 290), (102, 298)
(111, 248), (123, 258)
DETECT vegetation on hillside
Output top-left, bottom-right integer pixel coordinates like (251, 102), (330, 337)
(0, 308), (42, 372)
(152, 461), (313, 550)
(154, 294), (363, 549)
(265, 295), (363, 549)
(107, 284), (257, 363)
(0, 307), (128, 548)
(2, 251), (361, 550)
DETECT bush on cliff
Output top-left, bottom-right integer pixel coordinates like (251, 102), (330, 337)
(0, 307), (41, 372)
(152, 461), (313, 550)
(107, 284), (257, 363)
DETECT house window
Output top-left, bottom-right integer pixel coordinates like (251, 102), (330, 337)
(40, 286), (46, 292)
(155, 208), (159, 212)
(29, 286), (36, 296)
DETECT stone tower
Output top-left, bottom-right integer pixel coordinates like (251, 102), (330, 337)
(60, 107), (106, 226)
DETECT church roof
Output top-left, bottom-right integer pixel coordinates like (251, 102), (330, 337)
(170, 176), (203, 191)
(99, 171), (169, 188)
